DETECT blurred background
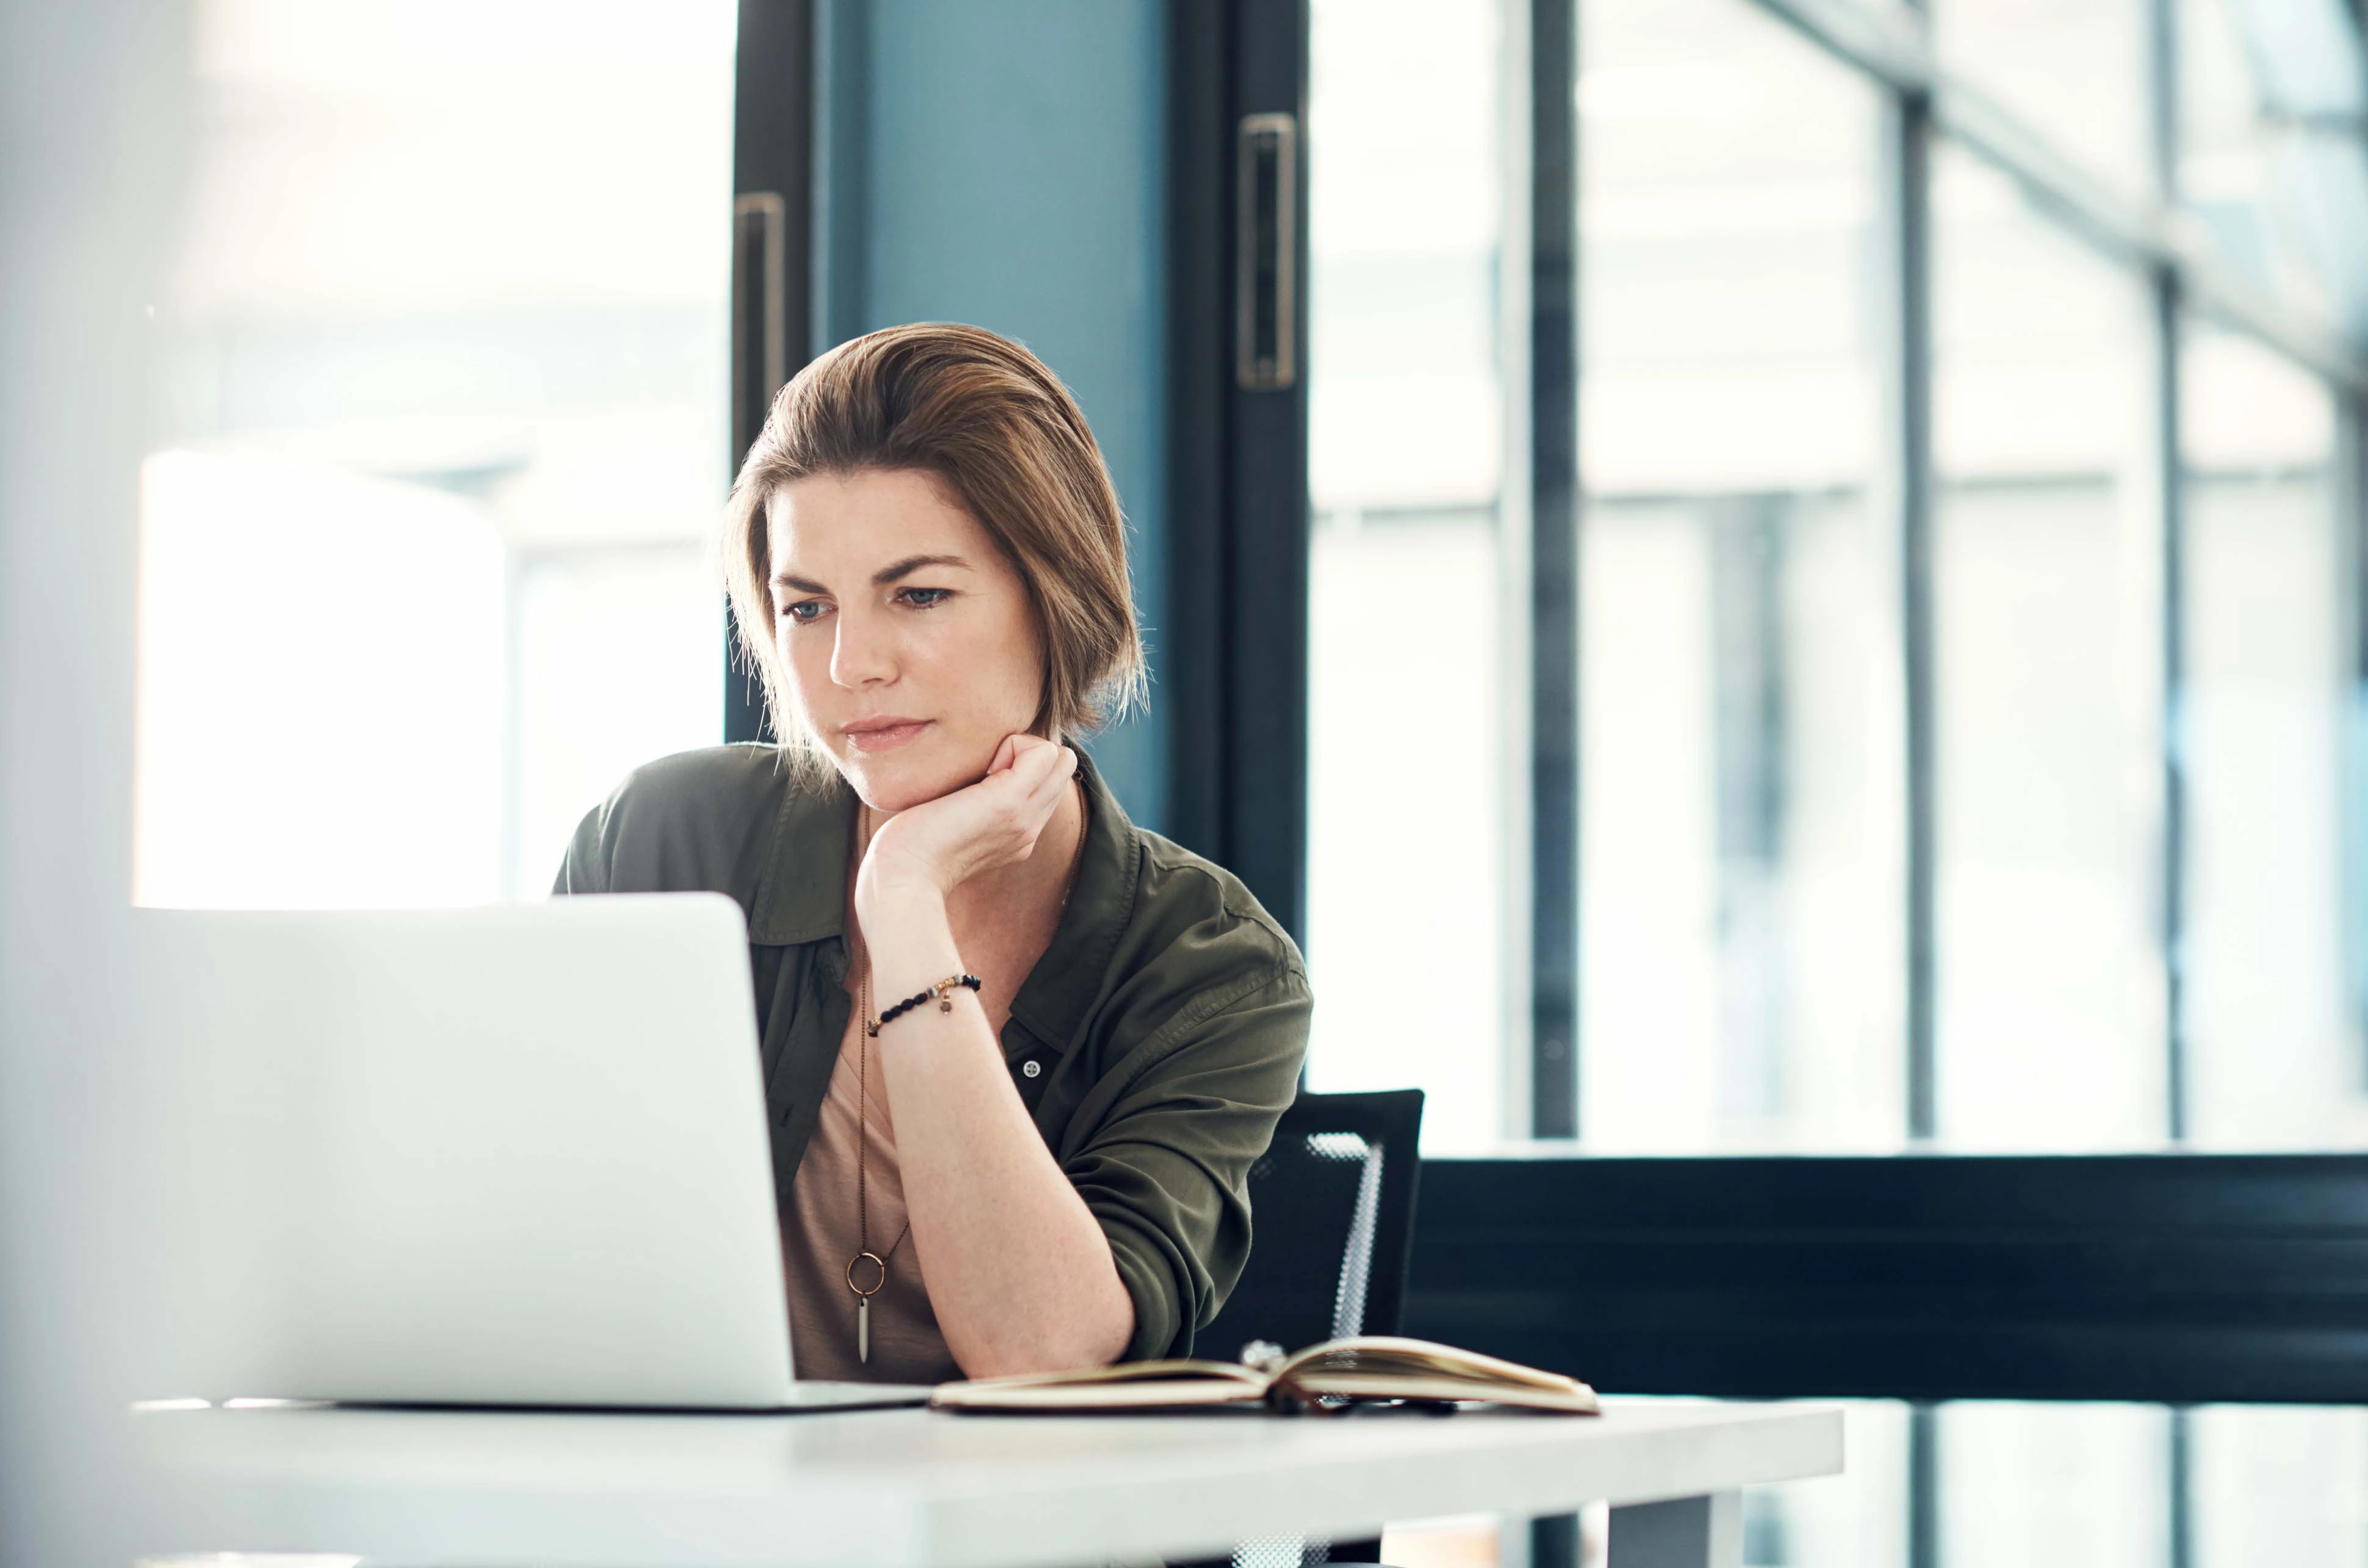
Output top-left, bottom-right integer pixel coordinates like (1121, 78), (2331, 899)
(6, 0), (2366, 1563)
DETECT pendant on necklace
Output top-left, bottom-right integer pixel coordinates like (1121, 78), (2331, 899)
(847, 1248), (887, 1366)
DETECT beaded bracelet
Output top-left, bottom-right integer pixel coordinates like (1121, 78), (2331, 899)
(866, 973), (983, 1037)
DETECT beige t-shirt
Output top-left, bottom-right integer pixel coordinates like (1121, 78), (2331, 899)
(778, 1004), (964, 1385)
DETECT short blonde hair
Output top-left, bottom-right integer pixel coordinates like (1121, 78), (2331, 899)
(722, 322), (1148, 771)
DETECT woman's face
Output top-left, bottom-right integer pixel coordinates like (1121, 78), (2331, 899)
(765, 467), (1046, 813)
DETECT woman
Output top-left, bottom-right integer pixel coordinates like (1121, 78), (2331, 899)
(555, 322), (1310, 1383)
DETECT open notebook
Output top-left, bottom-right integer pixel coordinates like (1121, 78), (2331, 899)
(930, 1335), (1600, 1415)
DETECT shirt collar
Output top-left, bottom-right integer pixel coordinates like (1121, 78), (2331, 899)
(746, 747), (1141, 1056)
(1009, 748), (1140, 1055)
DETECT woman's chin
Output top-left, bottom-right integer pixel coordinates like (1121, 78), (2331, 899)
(835, 743), (989, 815)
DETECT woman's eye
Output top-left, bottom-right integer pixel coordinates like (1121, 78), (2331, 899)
(898, 587), (952, 609)
(782, 599), (828, 625)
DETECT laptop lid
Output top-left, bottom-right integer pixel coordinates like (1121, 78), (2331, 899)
(137, 894), (800, 1409)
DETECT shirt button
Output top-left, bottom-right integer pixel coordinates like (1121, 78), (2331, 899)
(1022, 1059), (1042, 1079)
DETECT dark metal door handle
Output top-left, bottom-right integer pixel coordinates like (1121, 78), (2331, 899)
(1236, 113), (1299, 391)
(732, 191), (789, 463)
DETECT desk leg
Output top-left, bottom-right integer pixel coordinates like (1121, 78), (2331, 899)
(1605, 1490), (1742, 1568)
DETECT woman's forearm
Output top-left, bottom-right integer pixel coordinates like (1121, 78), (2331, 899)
(859, 887), (1136, 1377)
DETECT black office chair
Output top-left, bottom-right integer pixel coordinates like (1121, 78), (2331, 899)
(1187, 1088), (1426, 1568)
(1201, 1089), (1426, 1358)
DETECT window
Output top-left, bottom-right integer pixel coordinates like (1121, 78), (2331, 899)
(2182, 322), (2363, 1148)
(2192, 1404), (2368, 1567)
(1938, 1403), (2171, 1568)
(1576, 0), (1900, 1152)
(1929, 144), (2162, 1149)
(1297, 0), (2367, 1561)
(2176, 0), (2354, 322)
(1302, 0), (1510, 1152)
(136, 0), (736, 909)
(1299, 5), (2368, 1159)
(1936, 0), (2151, 195)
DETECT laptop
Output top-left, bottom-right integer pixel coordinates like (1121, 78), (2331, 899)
(135, 893), (931, 1413)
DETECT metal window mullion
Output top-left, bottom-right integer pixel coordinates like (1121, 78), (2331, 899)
(1159, 2), (1230, 863)
(2149, 0), (2190, 1150)
(2346, 391), (2368, 1087)
(1881, 28), (1939, 1561)
(727, 0), (818, 747)
(1907, 1403), (1940, 1568)
(2147, 0), (2201, 1556)
(1220, 0), (1314, 947)
(1495, 0), (1539, 1144)
(1887, 86), (1938, 1145)
(2168, 1403), (2195, 1568)
(1529, 0), (1581, 1141)
(2158, 266), (2199, 1568)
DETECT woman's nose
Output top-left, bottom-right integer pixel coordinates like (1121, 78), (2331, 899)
(828, 608), (895, 688)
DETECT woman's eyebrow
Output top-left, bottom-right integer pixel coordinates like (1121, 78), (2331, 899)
(770, 554), (971, 594)
(873, 554), (969, 585)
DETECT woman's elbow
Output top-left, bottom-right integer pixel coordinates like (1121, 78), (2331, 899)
(950, 1291), (1135, 1380)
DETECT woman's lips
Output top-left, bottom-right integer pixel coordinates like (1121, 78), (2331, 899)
(842, 718), (931, 753)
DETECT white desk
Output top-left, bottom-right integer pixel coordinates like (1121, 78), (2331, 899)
(133, 1399), (1842, 1568)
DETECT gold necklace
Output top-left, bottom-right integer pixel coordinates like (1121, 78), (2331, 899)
(845, 775), (1088, 1365)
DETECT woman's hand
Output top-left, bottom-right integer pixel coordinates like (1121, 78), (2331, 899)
(856, 735), (1079, 911)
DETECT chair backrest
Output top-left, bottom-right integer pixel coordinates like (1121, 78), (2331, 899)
(1198, 1089), (1425, 1360)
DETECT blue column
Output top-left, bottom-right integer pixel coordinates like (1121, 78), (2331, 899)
(823, 1), (1170, 832)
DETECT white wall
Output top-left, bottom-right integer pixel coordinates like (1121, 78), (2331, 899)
(0, 0), (188, 1560)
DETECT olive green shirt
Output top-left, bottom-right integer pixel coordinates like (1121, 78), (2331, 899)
(553, 744), (1311, 1362)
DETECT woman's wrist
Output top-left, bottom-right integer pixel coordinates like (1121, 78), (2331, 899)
(853, 871), (950, 934)
(853, 885), (966, 1012)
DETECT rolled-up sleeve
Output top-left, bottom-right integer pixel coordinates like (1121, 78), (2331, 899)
(1060, 961), (1311, 1361)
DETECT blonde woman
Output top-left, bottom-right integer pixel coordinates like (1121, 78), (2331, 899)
(557, 323), (1310, 1382)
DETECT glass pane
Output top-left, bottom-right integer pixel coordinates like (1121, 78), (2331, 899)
(2177, 0), (2354, 322)
(136, 0), (735, 908)
(2180, 0), (2302, 307)
(1753, 1400), (1912, 1568)
(1936, 0), (2151, 197)
(1931, 143), (2163, 1149)
(1303, 0), (1507, 1151)
(1517, 1398), (1912, 1568)
(1577, 0), (1901, 1152)
(2192, 1405), (2368, 1567)
(2181, 324), (2364, 1147)
(1939, 1403), (2172, 1568)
